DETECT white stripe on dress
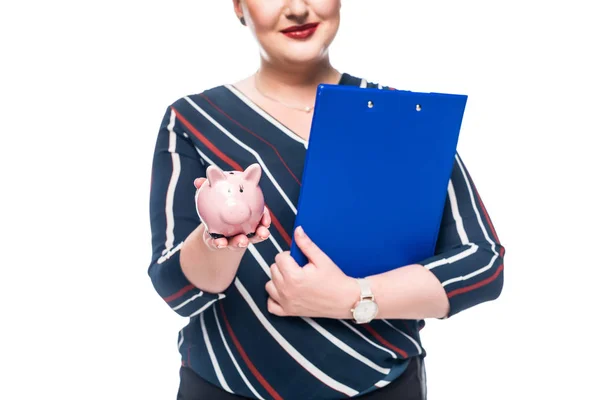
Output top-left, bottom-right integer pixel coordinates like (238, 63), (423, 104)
(188, 297), (224, 318)
(435, 155), (500, 287)
(212, 307), (266, 400)
(164, 109), (181, 253)
(425, 243), (479, 270)
(339, 320), (398, 360)
(234, 277), (360, 397)
(225, 84), (308, 148)
(375, 380), (390, 388)
(381, 320), (422, 355)
(448, 180), (469, 244)
(201, 312), (234, 393)
(157, 238), (226, 313)
(172, 291), (204, 311)
(157, 241), (183, 264)
(184, 96), (298, 215)
(178, 328), (184, 350)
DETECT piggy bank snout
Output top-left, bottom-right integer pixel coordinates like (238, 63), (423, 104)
(220, 200), (252, 225)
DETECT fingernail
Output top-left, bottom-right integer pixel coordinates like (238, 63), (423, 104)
(217, 245), (225, 249)
(296, 226), (305, 237)
(238, 242), (247, 248)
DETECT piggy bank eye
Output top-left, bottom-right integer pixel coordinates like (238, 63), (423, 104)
(239, 184), (244, 193)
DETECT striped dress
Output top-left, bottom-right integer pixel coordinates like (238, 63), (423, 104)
(148, 73), (505, 399)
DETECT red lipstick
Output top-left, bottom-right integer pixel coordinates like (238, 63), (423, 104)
(280, 23), (319, 39)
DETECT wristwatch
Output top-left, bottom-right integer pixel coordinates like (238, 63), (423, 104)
(351, 278), (379, 324)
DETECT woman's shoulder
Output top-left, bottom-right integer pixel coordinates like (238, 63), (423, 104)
(166, 83), (233, 110)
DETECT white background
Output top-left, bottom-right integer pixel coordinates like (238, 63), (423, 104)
(1, 1), (599, 399)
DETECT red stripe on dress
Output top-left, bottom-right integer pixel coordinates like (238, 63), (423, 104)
(447, 264), (504, 298)
(200, 93), (301, 185)
(172, 107), (242, 170)
(172, 107), (292, 247)
(458, 157), (501, 244)
(362, 324), (408, 358)
(219, 302), (283, 400)
(163, 284), (196, 302)
(474, 186), (500, 243)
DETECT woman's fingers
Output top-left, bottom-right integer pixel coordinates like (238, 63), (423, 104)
(202, 228), (219, 250)
(201, 226), (229, 250)
(202, 225), (269, 250)
(228, 234), (250, 249)
(249, 207), (272, 244)
(194, 177), (207, 189)
(261, 207), (271, 227)
(248, 226), (270, 244)
(255, 225), (270, 240)
(214, 237), (229, 249)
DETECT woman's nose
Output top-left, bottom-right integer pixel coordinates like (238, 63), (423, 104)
(284, 0), (310, 21)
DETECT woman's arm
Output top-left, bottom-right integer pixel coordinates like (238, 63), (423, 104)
(266, 153), (504, 321)
(148, 106), (263, 317)
(179, 223), (248, 294)
(363, 153), (505, 320)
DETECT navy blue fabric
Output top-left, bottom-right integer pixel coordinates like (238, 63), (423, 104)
(177, 356), (425, 399)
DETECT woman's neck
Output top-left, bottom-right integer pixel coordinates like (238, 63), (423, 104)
(254, 57), (341, 105)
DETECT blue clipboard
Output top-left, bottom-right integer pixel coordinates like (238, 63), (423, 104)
(290, 84), (468, 278)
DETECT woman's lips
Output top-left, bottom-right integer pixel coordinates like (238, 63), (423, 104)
(280, 23), (319, 39)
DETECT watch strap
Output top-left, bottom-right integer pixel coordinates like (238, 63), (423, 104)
(356, 278), (374, 300)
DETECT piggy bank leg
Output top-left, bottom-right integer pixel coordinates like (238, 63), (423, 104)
(239, 222), (257, 238)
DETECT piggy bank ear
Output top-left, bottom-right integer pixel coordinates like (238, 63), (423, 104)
(206, 165), (226, 186)
(242, 163), (262, 186)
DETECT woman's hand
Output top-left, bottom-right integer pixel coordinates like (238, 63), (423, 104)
(265, 226), (358, 319)
(194, 177), (271, 251)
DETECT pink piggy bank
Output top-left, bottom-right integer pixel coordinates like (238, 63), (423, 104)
(195, 163), (265, 239)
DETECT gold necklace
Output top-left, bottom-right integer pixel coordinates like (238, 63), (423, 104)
(253, 74), (314, 113)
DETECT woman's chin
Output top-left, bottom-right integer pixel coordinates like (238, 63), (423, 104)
(273, 46), (330, 67)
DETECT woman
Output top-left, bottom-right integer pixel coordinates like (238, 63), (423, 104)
(148, 1), (505, 399)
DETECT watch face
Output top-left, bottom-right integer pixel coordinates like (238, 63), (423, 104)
(354, 300), (378, 322)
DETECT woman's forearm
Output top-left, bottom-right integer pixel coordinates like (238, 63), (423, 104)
(180, 224), (246, 293)
(331, 264), (450, 321)
(365, 264), (450, 320)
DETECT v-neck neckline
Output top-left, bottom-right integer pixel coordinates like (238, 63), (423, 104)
(222, 73), (366, 147)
